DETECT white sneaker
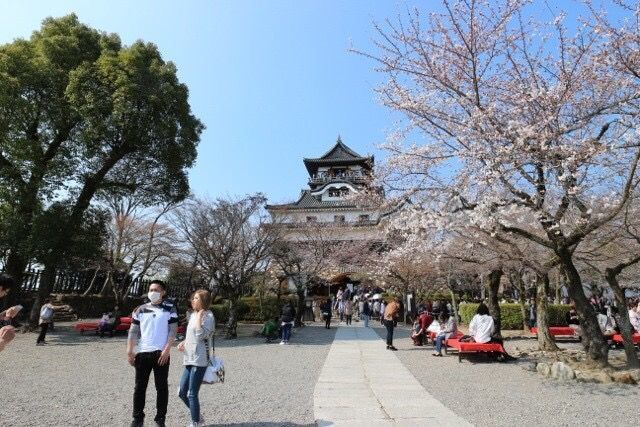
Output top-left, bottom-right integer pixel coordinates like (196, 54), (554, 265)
(279, 341), (285, 345)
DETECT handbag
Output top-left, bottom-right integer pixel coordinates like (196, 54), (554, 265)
(202, 332), (225, 384)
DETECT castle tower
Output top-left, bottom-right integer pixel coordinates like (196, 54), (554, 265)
(266, 137), (382, 239)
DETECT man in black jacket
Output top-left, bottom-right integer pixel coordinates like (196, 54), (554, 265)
(280, 301), (296, 344)
(320, 299), (332, 329)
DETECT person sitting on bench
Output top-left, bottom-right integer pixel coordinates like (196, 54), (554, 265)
(466, 303), (494, 343)
(411, 308), (433, 346)
(432, 310), (456, 357)
(260, 317), (280, 342)
(597, 307), (617, 339)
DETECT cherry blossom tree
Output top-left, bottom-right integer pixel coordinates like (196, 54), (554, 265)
(358, 0), (640, 365)
(175, 195), (274, 338)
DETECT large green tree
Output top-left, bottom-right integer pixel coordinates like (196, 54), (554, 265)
(0, 15), (203, 308)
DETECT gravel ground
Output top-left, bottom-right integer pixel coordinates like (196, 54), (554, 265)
(373, 325), (640, 427)
(0, 322), (335, 427)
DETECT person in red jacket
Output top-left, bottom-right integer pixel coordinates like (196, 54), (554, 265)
(411, 308), (434, 346)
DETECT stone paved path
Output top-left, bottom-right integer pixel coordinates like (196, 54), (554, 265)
(313, 324), (472, 426)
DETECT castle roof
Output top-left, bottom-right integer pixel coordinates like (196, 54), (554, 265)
(303, 137), (373, 175)
(266, 190), (359, 211)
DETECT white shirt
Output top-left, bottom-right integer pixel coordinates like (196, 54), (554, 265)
(597, 313), (616, 333)
(629, 309), (640, 333)
(469, 314), (494, 343)
(132, 300), (178, 352)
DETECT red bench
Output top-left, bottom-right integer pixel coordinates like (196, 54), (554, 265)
(612, 333), (640, 345)
(74, 317), (132, 334)
(530, 326), (578, 339)
(445, 337), (507, 362)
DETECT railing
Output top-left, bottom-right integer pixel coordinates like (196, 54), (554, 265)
(278, 219), (379, 228)
(17, 268), (201, 299)
(309, 174), (370, 185)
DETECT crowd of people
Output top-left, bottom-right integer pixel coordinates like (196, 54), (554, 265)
(4, 274), (640, 426)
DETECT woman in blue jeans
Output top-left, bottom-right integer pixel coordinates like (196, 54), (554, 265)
(432, 311), (457, 357)
(177, 290), (214, 427)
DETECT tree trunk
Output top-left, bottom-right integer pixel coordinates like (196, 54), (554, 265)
(554, 269), (562, 304)
(82, 268), (101, 297)
(558, 250), (608, 366)
(449, 288), (459, 325)
(510, 271), (529, 332)
(225, 298), (238, 339)
(99, 271), (113, 296)
(258, 286), (265, 321)
(536, 273), (559, 351)
(3, 252), (28, 308)
(27, 267), (56, 330)
(295, 282), (305, 327)
(605, 270), (639, 369)
(485, 269), (503, 338)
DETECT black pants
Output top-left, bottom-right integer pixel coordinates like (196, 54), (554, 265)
(325, 316), (331, 329)
(37, 323), (49, 343)
(133, 350), (170, 423)
(345, 315), (352, 325)
(384, 320), (395, 346)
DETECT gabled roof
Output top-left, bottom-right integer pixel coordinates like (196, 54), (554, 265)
(316, 137), (366, 160)
(303, 137), (374, 175)
(266, 190), (358, 211)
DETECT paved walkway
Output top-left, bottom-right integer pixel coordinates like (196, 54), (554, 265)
(313, 324), (471, 427)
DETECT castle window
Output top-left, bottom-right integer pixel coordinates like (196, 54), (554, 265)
(306, 216), (317, 223)
(328, 187), (349, 198)
(334, 215), (345, 223)
(358, 214), (370, 222)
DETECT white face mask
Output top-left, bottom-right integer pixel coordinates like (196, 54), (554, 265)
(148, 291), (162, 303)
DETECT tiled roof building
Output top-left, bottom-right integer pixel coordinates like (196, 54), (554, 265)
(266, 137), (384, 241)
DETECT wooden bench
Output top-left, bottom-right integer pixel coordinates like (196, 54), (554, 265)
(444, 338), (507, 363)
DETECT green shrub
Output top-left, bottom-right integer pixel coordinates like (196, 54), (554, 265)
(458, 303), (479, 325)
(458, 303), (571, 329)
(211, 295), (299, 323)
(211, 303), (228, 324)
(547, 304), (571, 327)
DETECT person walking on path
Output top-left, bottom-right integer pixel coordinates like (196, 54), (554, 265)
(36, 299), (56, 345)
(344, 300), (353, 325)
(280, 300), (296, 344)
(177, 289), (214, 427)
(373, 299), (380, 320)
(127, 280), (178, 427)
(320, 299), (333, 329)
(361, 299), (371, 328)
(380, 300), (387, 325)
(383, 298), (401, 351)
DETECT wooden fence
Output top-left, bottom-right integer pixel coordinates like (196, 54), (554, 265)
(18, 269), (199, 299)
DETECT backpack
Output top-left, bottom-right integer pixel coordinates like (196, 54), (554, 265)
(41, 305), (54, 321)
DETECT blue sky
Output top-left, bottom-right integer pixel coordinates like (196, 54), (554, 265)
(0, 1), (596, 204)
(0, 0), (429, 204)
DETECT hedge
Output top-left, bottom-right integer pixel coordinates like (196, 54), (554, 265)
(458, 303), (572, 329)
(211, 295), (298, 323)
